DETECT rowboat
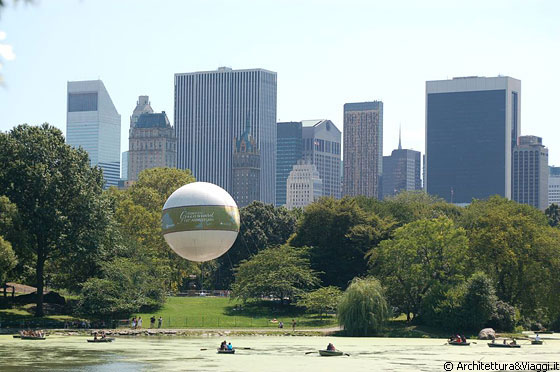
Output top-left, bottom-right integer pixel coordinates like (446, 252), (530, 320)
(20, 336), (46, 340)
(488, 343), (520, 348)
(12, 335), (20, 338)
(87, 338), (115, 343)
(531, 340), (543, 345)
(319, 350), (344, 357)
(217, 349), (235, 354)
(448, 341), (470, 346)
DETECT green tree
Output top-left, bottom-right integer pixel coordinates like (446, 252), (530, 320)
(545, 203), (560, 228)
(299, 286), (342, 320)
(214, 201), (297, 289)
(0, 236), (17, 285)
(291, 197), (393, 288)
(461, 196), (560, 319)
(110, 167), (199, 293)
(337, 277), (389, 336)
(422, 272), (497, 331)
(231, 245), (320, 305)
(0, 124), (111, 316)
(368, 216), (469, 321)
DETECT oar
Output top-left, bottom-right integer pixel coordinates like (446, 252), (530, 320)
(200, 348), (208, 351)
(344, 353), (351, 357)
(305, 351), (317, 354)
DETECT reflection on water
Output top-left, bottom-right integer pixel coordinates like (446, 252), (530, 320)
(0, 335), (558, 371)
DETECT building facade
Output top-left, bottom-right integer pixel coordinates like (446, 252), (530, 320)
(426, 76), (521, 203)
(286, 160), (322, 210)
(382, 136), (422, 198)
(512, 135), (548, 210)
(128, 110), (176, 181)
(276, 121), (303, 206)
(343, 101), (383, 198)
(66, 80), (121, 188)
(175, 67), (277, 204)
(302, 119), (341, 199)
(130, 95), (153, 127)
(549, 166), (560, 206)
(121, 151), (128, 180)
(233, 118), (261, 207)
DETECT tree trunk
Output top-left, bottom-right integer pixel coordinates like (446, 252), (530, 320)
(35, 253), (45, 317)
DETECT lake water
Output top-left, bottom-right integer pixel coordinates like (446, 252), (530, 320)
(0, 335), (558, 371)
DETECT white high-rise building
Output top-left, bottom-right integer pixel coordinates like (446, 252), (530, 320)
(66, 80), (121, 188)
(286, 160), (322, 210)
(174, 67), (277, 204)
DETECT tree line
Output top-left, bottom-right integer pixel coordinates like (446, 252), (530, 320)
(2, 124), (560, 335)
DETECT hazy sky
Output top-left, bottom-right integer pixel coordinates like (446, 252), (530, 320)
(0, 0), (559, 164)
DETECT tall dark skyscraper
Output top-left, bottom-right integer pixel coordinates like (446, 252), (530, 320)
(426, 76), (521, 203)
(276, 121), (303, 206)
(512, 135), (548, 210)
(175, 67), (277, 205)
(382, 132), (421, 198)
(343, 101), (383, 198)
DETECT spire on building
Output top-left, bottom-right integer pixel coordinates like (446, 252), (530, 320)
(398, 124), (402, 150)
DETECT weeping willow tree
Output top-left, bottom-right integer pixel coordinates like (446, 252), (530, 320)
(338, 277), (389, 336)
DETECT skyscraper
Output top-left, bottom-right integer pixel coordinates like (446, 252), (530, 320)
(121, 151), (128, 180)
(549, 166), (560, 206)
(302, 120), (341, 199)
(276, 121), (303, 206)
(66, 80), (121, 188)
(343, 101), (383, 198)
(233, 118), (260, 207)
(175, 67), (277, 204)
(128, 109), (176, 181)
(382, 131), (421, 198)
(286, 160), (322, 210)
(512, 136), (548, 210)
(426, 76), (521, 203)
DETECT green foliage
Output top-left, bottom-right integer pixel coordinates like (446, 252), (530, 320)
(357, 191), (463, 226)
(0, 236), (17, 285)
(291, 197), (394, 288)
(214, 201), (297, 289)
(78, 251), (168, 318)
(461, 196), (560, 320)
(369, 216), (469, 321)
(0, 124), (111, 316)
(337, 277), (389, 336)
(421, 272), (498, 331)
(545, 203), (560, 228)
(231, 245), (320, 305)
(110, 167), (199, 293)
(488, 300), (517, 332)
(298, 286), (342, 319)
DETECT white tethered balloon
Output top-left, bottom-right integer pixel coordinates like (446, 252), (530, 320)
(161, 182), (240, 262)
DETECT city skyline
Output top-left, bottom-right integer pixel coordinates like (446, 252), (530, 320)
(1, 1), (559, 164)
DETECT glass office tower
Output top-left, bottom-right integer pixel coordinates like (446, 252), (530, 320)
(276, 121), (303, 206)
(425, 76), (521, 203)
(66, 80), (121, 188)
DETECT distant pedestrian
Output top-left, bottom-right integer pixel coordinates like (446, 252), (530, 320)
(150, 316), (156, 328)
(132, 317), (137, 329)
(138, 317), (142, 328)
(292, 319), (296, 331)
(158, 316), (162, 328)
(278, 321), (284, 329)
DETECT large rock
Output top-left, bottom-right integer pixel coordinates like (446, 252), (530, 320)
(478, 328), (496, 340)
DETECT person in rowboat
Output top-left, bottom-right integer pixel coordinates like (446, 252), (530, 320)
(326, 343), (336, 351)
(220, 340), (227, 350)
(535, 333), (541, 341)
(227, 342), (233, 351)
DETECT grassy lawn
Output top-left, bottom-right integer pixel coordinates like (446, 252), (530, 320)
(133, 296), (337, 329)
